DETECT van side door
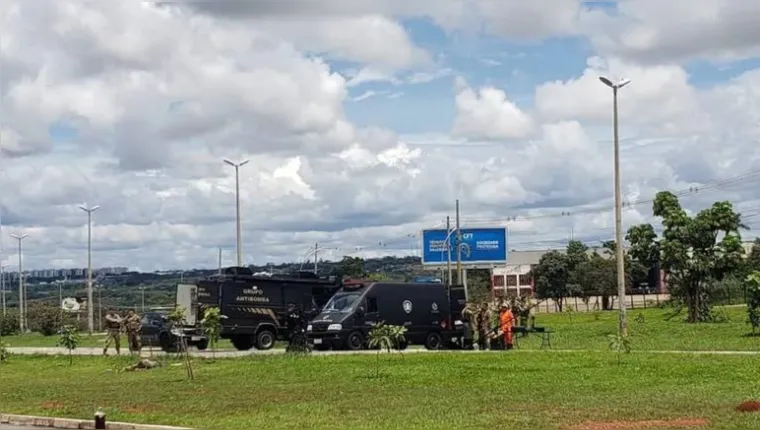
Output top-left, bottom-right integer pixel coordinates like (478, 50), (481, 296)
(360, 296), (380, 329)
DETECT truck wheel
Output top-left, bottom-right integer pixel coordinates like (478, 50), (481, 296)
(231, 335), (254, 351)
(255, 329), (276, 350)
(345, 331), (365, 351)
(424, 332), (443, 350)
(195, 339), (209, 351)
(159, 333), (179, 353)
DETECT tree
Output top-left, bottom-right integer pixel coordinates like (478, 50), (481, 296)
(745, 238), (760, 274)
(28, 303), (65, 336)
(340, 256), (365, 278)
(200, 307), (225, 360)
(746, 272), (760, 333)
(0, 340), (8, 364)
(626, 191), (746, 323)
(572, 253), (617, 310)
(531, 251), (574, 311)
(367, 322), (407, 378)
(0, 309), (20, 336)
(57, 325), (81, 366)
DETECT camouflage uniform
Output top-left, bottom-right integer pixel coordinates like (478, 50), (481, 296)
(461, 303), (477, 349)
(103, 311), (123, 355)
(476, 303), (492, 350)
(124, 311), (142, 354)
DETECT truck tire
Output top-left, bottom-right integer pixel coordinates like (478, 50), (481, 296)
(195, 338), (209, 351)
(424, 332), (443, 350)
(345, 331), (365, 351)
(159, 333), (179, 353)
(231, 335), (254, 351)
(255, 329), (276, 350)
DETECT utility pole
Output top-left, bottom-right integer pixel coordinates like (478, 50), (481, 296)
(223, 159), (249, 267)
(58, 280), (63, 326)
(455, 199), (463, 286)
(1, 264), (6, 316)
(446, 216), (452, 287)
(600, 76), (631, 338)
(97, 284), (102, 332)
(141, 287), (146, 312)
(314, 242), (318, 274)
(10, 233), (28, 333)
(218, 248), (222, 274)
(79, 204), (99, 335)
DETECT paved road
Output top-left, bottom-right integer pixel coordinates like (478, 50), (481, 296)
(0, 425), (32, 429)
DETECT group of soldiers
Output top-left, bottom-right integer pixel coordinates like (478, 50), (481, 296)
(461, 296), (533, 350)
(103, 307), (143, 356)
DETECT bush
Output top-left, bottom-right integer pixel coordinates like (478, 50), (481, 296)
(1, 310), (21, 336)
(28, 303), (77, 336)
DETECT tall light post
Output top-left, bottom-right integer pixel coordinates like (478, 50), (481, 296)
(79, 204), (100, 334)
(223, 159), (249, 267)
(1, 264), (6, 316)
(10, 233), (28, 332)
(599, 76), (631, 338)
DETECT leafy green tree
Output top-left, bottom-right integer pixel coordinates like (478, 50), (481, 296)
(340, 256), (366, 278)
(367, 322), (407, 378)
(746, 272), (760, 333)
(200, 306), (225, 360)
(28, 303), (65, 336)
(572, 253), (617, 310)
(745, 238), (760, 275)
(627, 191), (746, 323)
(531, 251), (575, 311)
(0, 340), (8, 364)
(57, 325), (81, 366)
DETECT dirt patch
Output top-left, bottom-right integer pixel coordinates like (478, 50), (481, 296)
(736, 401), (760, 412)
(566, 418), (709, 430)
(40, 401), (64, 410)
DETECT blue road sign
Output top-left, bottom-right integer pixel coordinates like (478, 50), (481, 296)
(420, 227), (508, 265)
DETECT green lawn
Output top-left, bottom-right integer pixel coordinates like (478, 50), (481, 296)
(2, 306), (758, 353)
(1, 352), (760, 430)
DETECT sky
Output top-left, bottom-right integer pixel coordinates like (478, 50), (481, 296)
(2, 0), (760, 272)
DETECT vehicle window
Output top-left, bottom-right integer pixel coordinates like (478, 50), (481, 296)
(366, 297), (378, 313)
(323, 292), (362, 313)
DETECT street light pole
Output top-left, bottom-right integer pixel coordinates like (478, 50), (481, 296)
(10, 233), (28, 333)
(599, 76), (631, 338)
(79, 204), (100, 335)
(223, 159), (249, 267)
(1, 264), (6, 316)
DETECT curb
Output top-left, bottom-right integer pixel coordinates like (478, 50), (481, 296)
(0, 414), (192, 430)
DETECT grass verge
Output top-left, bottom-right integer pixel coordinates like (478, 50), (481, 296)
(1, 351), (760, 429)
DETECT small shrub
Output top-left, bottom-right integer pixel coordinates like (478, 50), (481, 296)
(634, 313), (645, 324)
(746, 272), (760, 333)
(28, 303), (71, 336)
(200, 307), (226, 360)
(608, 333), (632, 365)
(367, 322), (407, 378)
(0, 310), (21, 336)
(0, 340), (9, 363)
(57, 325), (80, 366)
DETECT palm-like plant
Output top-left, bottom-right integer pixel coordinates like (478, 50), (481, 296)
(367, 322), (407, 378)
(57, 325), (80, 366)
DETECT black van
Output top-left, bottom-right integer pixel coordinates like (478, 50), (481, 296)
(307, 282), (466, 351)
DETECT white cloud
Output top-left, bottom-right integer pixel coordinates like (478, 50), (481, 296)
(585, 0), (760, 64)
(452, 78), (535, 141)
(2, 0), (760, 273)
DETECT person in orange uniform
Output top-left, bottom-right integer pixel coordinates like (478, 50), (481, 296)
(498, 303), (516, 350)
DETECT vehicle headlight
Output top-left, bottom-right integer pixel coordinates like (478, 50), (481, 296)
(327, 324), (342, 331)
(307, 324), (312, 332)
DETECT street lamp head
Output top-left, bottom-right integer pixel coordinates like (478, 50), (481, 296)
(79, 204), (100, 213)
(599, 76), (631, 89)
(223, 159), (235, 167)
(239, 159), (250, 167)
(599, 76), (614, 88)
(10, 233), (28, 240)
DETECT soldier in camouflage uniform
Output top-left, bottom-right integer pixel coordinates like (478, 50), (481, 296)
(461, 302), (477, 350)
(476, 302), (492, 350)
(124, 308), (142, 354)
(103, 308), (123, 356)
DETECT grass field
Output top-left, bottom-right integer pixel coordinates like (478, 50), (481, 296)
(1, 352), (760, 430)
(3, 306), (757, 352)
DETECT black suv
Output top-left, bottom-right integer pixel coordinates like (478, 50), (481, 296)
(140, 311), (209, 352)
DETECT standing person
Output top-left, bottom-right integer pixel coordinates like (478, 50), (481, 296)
(476, 302), (492, 350)
(498, 303), (516, 350)
(461, 302), (477, 350)
(124, 308), (142, 354)
(103, 307), (123, 356)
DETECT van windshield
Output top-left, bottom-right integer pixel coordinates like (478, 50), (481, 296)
(323, 293), (362, 313)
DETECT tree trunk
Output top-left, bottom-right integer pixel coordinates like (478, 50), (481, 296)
(602, 296), (611, 311)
